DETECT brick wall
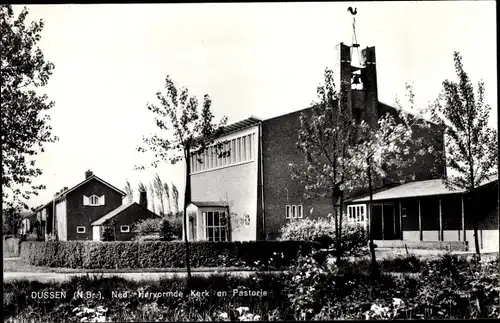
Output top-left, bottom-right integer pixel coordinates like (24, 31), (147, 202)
(109, 203), (160, 241)
(66, 179), (124, 241)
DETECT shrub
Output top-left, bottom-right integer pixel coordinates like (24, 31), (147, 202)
(284, 250), (338, 320)
(19, 240), (318, 269)
(134, 218), (162, 236)
(281, 218), (368, 256)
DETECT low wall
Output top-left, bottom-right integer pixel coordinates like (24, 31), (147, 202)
(403, 229), (498, 252)
(374, 239), (468, 251)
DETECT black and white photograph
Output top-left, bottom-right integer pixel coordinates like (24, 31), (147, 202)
(2, 1), (499, 322)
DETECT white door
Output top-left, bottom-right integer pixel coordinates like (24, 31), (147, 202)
(92, 226), (101, 241)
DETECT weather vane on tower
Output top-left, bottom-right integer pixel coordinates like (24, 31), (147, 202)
(347, 6), (362, 67)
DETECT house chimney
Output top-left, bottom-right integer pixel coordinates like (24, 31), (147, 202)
(139, 189), (147, 209)
(85, 170), (93, 179)
(63, 186), (68, 191)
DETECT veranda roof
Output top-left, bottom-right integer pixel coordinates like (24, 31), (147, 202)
(350, 176), (498, 203)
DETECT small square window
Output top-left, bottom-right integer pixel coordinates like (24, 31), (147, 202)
(77, 226), (86, 233)
(120, 225), (130, 233)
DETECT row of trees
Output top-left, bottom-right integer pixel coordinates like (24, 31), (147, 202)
(123, 175), (180, 217)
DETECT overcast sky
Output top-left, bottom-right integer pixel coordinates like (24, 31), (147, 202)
(13, 1), (497, 210)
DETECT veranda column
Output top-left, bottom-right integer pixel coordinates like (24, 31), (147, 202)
(393, 204), (396, 239)
(418, 199), (423, 241)
(461, 195), (466, 242)
(438, 198), (443, 241)
(399, 201), (403, 240)
(381, 202), (385, 240)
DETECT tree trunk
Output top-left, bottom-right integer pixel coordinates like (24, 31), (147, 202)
(332, 192), (341, 267)
(183, 147), (192, 280)
(367, 160), (379, 277)
(338, 189), (345, 267)
(470, 190), (481, 260)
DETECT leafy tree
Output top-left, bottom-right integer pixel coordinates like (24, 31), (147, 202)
(348, 84), (434, 275)
(163, 182), (172, 216)
(124, 179), (134, 204)
(2, 203), (23, 237)
(172, 183), (179, 215)
(137, 75), (227, 279)
(346, 84), (434, 275)
(1, 5), (58, 209)
(292, 68), (358, 267)
(430, 52), (498, 259)
(153, 173), (165, 216)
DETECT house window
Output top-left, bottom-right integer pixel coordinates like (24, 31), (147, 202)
(89, 195), (99, 205)
(77, 226), (86, 233)
(231, 139), (236, 164)
(347, 204), (366, 223)
(84, 195), (105, 206)
(204, 211), (228, 242)
(286, 204), (303, 219)
(120, 225), (130, 233)
(247, 134), (252, 159)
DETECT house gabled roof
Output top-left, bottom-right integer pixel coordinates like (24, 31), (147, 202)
(349, 176), (498, 203)
(91, 202), (160, 226)
(61, 174), (126, 198)
(37, 174), (126, 209)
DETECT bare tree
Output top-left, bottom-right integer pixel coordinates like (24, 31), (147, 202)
(164, 182), (172, 216)
(172, 183), (180, 215)
(149, 182), (156, 213)
(153, 173), (165, 216)
(124, 179), (134, 204)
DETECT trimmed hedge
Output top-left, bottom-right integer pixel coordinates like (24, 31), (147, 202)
(3, 237), (21, 256)
(20, 240), (318, 269)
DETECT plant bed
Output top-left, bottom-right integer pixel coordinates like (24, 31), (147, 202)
(4, 254), (499, 322)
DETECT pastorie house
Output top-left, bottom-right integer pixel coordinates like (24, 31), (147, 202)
(185, 41), (499, 252)
(30, 170), (160, 241)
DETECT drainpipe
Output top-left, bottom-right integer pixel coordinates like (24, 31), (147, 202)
(259, 122), (266, 240)
(52, 197), (56, 241)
